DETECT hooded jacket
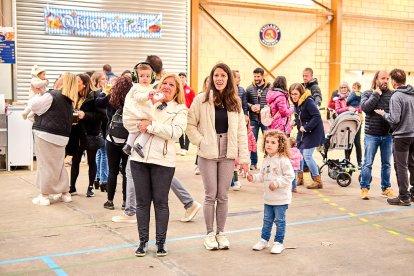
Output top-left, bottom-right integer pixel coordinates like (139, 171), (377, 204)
(293, 90), (325, 149)
(266, 88), (293, 134)
(303, 78), (322, 106)
(246, 80), (271, 122)
(383, 85), (414, 138)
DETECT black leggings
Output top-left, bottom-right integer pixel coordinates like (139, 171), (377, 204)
(130, 161), (175, 243)
(70, 147), (98, 189)
(106, 141), (128, 202)
(345, 127), (362, 164)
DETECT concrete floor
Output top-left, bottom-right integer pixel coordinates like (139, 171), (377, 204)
(1, 144), (414, 276)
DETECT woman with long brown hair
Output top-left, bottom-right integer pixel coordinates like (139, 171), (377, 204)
(187, 63), (249, 250)
(96, 75), (132, 210)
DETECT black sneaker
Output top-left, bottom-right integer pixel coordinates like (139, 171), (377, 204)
(69, 186), (77, 196)
(122, 144), (132, 156)
(93, 179), (100, 189)
(104, 200), (115, 210)
(133, 144), (145, 158)
(86, 186), (95, 197)
(122, 201), (126, 210)
(387, 197), (411, 206)
(156, 242), (168, 257)
(135, 242), (148, 257)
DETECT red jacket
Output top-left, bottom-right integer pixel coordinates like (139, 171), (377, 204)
(248, 126), (257, 153)
(183, 84), (195, 108)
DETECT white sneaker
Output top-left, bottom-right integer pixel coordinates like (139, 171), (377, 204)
(50, 193), (72, 203)
(32, 195), (50, 206)
(112, 213), (137, 223)
(204, 232), (219, 250)
(216, 232), (230, 249)
(252, 239), (270, 251)
(180, 149), (187, 156)
(181, 201), (202, 222)
(194, 167), (200, 175)
(270, 242), (284, 254)
(232, 181), (241, 191)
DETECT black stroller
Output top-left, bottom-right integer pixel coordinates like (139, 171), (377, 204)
(319, 111), (361, 187)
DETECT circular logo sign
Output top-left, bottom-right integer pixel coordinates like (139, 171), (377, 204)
(259, 24), (281, 47)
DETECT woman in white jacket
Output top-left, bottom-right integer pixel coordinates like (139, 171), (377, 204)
(187, 63), (249, 250)
(123, 73), (187, 257)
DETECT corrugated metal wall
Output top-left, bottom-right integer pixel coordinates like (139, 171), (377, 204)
(14, 0), (189, 101)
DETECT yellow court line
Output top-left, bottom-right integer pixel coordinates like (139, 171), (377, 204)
(348, 212), (357, 216)
(329, 203), (337, 206)
(359, 218), (369, 223)
(406, 237), (414, 243)
(338, 207), (347, 211)
(387, 230), (400, 236)
(318, 194), (324, 197)
(323, 198), (330, 202)
(372, 224), (382, 228)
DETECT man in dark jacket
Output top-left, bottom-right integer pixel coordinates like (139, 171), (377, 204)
(232, 70), (248, 115)
(246, 67), (271, 170)
(359, 70), (395, 200)
(302, 67), (322, 106)
(375, 69), (414, 206)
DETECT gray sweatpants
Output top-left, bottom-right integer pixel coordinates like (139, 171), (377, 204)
(124, 159), (194, 216)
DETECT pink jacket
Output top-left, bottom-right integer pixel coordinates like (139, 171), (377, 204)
(335, 94), (362, 115)
(289, 147), (302, 170)
(248, 126), (257, 153)
(266, 89), (293, 134)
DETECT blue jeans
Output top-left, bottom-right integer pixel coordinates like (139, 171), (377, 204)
(261, 204), (288, 243)
(250, 120), (267, 166)
(360, 134), (392, 190)
(95, 144), (108, 183)
(300, 148), (319, 177)
(292, 170), (298, 189)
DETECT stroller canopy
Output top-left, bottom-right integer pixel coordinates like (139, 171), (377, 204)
(327, 111), (361, 150)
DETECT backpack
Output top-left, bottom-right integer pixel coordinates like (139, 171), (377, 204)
(260, 105), (272, 126)
(108, 108), (129, 144)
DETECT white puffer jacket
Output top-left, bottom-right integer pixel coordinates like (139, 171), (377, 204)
(186, 92), (249, 164)
(123, 93), (187, 168)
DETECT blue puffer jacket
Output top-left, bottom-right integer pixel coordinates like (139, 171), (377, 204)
(294, 90), (325, 149)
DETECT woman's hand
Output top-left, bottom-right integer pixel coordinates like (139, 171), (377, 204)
(137, 119), (152, 133)
(240, 163), (249, 178)
(299, 126), (306, 132)
(348, 106), (356, 112)
(246, 171), (253, 182)
(78, 110), (85, 119)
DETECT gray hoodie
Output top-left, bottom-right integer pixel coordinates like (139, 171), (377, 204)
(383, 85), (414, 138)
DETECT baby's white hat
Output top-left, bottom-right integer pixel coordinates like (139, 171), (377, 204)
(31, 65), (46, 77)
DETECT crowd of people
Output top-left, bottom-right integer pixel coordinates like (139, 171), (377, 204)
(26, 55), (414, 257)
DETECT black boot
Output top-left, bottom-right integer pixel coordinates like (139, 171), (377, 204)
(100, 182), (107, 192)
(86, 185), (95, 197)
(93, 179), (100, 189)
(69, 186), (77, 195)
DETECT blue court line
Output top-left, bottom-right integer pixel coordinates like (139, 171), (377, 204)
(1, 206), (412, 267)
(41, 257), (68, 276)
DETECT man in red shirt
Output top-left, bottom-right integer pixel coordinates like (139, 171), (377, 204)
(178, 72), (195, 155)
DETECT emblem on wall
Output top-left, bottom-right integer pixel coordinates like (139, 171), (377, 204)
(259, 24), (281, 47)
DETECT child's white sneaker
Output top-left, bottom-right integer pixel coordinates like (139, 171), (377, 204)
(32, 195), (50, 206)
(270, 242), (284, 254)
(216, 232), (230, 249)
(232, 181), (241, 191)
(252, 239), (270, 251)
(204, 232), (219, 250)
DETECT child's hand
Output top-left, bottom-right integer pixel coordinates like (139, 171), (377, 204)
(268, 182), (277, 191)
(246, 172), (253, 182)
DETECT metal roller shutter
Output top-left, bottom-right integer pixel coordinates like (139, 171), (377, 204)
(14, 0), (189, 101)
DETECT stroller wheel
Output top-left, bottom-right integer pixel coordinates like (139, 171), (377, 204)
(358, 174), (372, 184)
(337, 172), (352, 187)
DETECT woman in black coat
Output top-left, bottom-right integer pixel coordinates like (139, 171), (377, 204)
(95, 75), (132, 210)
(67, 73), (106, 197)
(290, 83), (325, 189)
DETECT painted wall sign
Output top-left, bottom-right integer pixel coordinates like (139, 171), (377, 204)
(44, 7), (162, 38)
(0, 27), (15, 64)
(259, 24), (281, 47)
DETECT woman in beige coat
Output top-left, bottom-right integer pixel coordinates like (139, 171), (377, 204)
(187, 63), (249, 250)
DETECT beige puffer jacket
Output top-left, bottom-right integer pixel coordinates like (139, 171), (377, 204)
(186, 92), (249, 164)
